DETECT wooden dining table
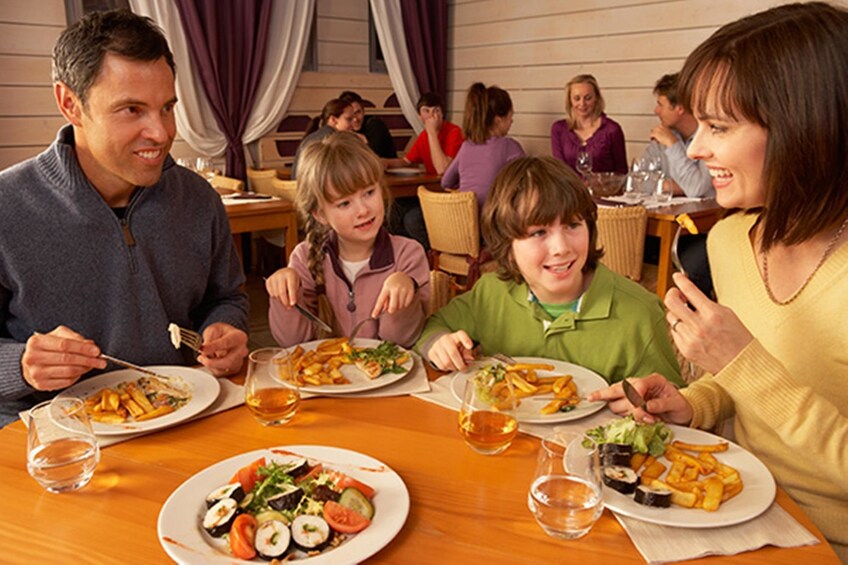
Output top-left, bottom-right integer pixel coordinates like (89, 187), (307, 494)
(0, 366), (838, 564)
(647, 199), (723, 297)
(225, 198), (298, 263)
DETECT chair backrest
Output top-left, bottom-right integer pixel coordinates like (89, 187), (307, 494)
(246, 168), (277, 193)
(268, 178), (298, 203)
(209, 174), (244, 192)
(596, 205), (648, 281)
(417, 187), (480, 258)
(428, 270), (453, 315)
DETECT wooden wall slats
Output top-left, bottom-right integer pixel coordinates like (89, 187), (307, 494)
(0, 86), (58, 117)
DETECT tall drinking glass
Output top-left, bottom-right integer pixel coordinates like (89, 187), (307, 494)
(458, 375), (518, 455)
(27, 398), (100, 493)
(245, 348), (300, 426)
(528, 430), (603, 540)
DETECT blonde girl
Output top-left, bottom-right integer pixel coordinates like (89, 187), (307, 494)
(267, 132), (430, 347)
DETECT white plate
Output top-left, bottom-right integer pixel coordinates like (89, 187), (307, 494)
(601, 424), (776, 528)
(294, 339), (414, 394)
(386, 167), (423, 176)
(56, 366), (220, 435)
(158, 445), (410, 564)
(450, 357), (608, 424)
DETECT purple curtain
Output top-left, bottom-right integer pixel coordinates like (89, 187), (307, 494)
(400, 0), (448, 109)
(174, 0), (272, 180)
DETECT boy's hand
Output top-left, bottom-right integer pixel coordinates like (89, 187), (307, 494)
(265, 268), (300, 307)
(428, 330), (476, 372)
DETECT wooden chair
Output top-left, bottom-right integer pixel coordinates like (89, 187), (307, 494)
(596, 205), (648, 281)
(428, 270), (453, 315)
(267, 178), (298, 203)
(209, 174), (244, 193)
(417, 186), (489, 293)
(246, 168), (277, 194)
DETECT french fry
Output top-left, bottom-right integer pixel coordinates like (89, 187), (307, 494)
(506, 363), (555, 372)
(630, 452), (648, 472)
(650, 479), (697, 508)
(702, 477), (724, 511)
(135, 404), (175, 422)
(540, 399), (567, 415)
(508, 373), (538, 394)
(128, 385), (155, 413)
(642, 459), (667, 481)
(672, 440), (729, 453)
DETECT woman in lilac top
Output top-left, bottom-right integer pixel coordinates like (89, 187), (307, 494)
(551, 74), (628, 175)
(441, 83), (525, 209)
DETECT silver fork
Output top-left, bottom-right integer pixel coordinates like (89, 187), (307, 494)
(349, 316), (379, 341)
(671, 224), (686, 276)
(168, 323), (203, 354)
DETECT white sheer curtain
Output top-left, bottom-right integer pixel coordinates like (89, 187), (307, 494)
(369, 0), (423, 134)
(129, 0), (315, 167)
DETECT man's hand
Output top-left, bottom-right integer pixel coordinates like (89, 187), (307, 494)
(198, 323), (249, 377)
(21, 326), (106, 391)
(650, 124), (677, 147)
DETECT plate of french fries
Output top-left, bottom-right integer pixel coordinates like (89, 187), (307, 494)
(56, 367), (220, 435)
(602, 425), (776, 528)
(450, 357), (608, 423)
(287, 338), (414, 394)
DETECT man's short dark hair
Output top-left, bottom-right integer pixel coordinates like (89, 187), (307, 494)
(416, 92), (444, 112)
(653, 73), (680, 106)
(339, 91), (364, 104)
(52, 9), (175, 105)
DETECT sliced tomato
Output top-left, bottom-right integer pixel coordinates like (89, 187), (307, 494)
(230, 457), (265, 493)
(328, 471), (376, 499)
(323, 500), (371, 534)
(229, 514), (257, 560)
(294, 463), (324, 484)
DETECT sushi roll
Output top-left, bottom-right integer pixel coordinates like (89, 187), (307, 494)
(291, 515), (333, 552)
(311, 484), (341, 503)
(600, 443), (633, 467)
(205, 483), (245, 508)
(602, 466), (639, 494)
(267, 484), (304, 511)
(277, 456), (309, 478)
(202, 498), (241, 537)
(254, 519), (291, 560)
(634, 484), (672, 508)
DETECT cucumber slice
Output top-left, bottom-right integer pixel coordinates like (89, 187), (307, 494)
(338, 487), (374, 520)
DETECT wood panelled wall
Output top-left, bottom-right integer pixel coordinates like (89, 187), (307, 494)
(445, 0), (796, 162)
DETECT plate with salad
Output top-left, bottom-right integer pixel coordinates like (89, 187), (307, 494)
(158, 445), (410, 564)
(294, 338), (415, 394)
(587, 418), (775, 528)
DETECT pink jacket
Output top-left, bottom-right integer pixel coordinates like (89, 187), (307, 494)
(269, 229), (430, 348)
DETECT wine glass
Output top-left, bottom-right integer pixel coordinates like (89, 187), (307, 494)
(458, 373), (518, 455)
(195, 157), (215, 183)
(528, 430), (603, 540)
(625, 158), (645, 201)
(27, 398), (100, 493)
(576, 149), (593, 179)
(245, 348), (300, 426)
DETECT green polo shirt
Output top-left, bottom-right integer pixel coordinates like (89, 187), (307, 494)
(417, 265), (683, 386)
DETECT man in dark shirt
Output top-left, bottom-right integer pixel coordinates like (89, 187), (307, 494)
(339, 91), (397, 158)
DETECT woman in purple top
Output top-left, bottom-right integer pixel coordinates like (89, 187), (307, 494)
(441, 83), (525, 209)
(551, 74), (628, 175)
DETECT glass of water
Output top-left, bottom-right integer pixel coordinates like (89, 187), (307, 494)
(656, 173), (673, 204)
(528, 430), (603, 540)
(27, 398), (100, 493)
(576, 149), (593, 179)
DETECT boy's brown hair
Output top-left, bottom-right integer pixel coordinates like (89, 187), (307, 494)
(481, 157), (603, 283)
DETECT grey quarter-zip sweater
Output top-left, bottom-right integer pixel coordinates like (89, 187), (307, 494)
(0, 126), (248, 421)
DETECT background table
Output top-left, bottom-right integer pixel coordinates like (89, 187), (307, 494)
(647, 199), (722, 297)
(0, 376), (838, 564)
(225, 199), (298, 263)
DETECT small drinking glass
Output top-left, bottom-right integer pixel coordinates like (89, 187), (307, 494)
(27, 398), (100, 493)
(245, 348), (300, 426)
(656, 173), (673, 204)
(528, 430), (603, 540)
(576, 149), (593, 179)
(195, 157), (215, 182)
(458, 375), (518, 455)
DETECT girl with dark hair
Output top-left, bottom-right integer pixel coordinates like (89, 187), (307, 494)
(291, 99), (359, 179)
(440, 83), (525, 208)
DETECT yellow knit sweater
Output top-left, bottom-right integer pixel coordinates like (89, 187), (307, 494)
(681, 213), (848, 558)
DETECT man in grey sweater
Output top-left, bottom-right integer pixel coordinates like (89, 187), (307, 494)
(0, 11), (249, 425)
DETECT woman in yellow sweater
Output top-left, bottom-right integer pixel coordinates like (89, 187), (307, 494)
(590, 3), (848, 560)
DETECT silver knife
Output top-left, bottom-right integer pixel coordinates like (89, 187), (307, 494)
(622, 378), (648, 411)
(100, 354), (173, 380)
(294, 304), (334, 334)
